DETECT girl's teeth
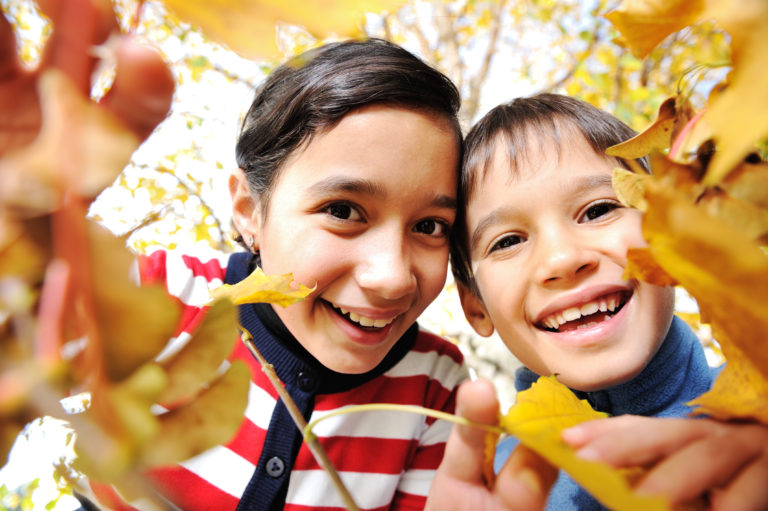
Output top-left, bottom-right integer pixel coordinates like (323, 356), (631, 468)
(343, 309), (392, 328)
(580, 302), (599, 316)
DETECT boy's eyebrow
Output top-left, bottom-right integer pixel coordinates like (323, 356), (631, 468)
(307, 176), (457, 210)
(470, 209), (509, 252)
(469, 174), (614, 251)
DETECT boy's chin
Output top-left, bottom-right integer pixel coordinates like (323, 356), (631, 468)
(558, 366), (646, 393)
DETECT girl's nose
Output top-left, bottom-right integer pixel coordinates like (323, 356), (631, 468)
(355, 236), (417, 301)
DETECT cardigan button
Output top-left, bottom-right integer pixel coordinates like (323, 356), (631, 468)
(297, 370), (317, 392)
(265, 456), (285, 478)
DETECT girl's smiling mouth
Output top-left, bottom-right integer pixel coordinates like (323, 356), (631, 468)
(327, 301), (397, 330)
(536, 290), (631, 333)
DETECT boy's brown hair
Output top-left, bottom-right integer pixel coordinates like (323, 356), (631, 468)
(450, 93), (648, 292)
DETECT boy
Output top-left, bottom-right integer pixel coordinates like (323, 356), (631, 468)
(441, 93), (768, 510)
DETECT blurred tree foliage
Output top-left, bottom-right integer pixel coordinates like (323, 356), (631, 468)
(2, 0), (731, 255)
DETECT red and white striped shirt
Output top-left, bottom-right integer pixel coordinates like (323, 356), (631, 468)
(114, 250), (468, 511)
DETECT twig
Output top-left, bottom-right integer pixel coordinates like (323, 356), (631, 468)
(238, 327), (360, 511)
(304, 403), (505, 440)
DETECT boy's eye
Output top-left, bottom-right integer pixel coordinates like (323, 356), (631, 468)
(324, 202), (362, 221)
(489, 234), (524, 253)
(414, 219), (450, 238)
(582, 201), (620, 222)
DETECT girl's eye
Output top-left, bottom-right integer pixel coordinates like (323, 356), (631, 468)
(489, 234), (524, 253)
(582, 201), (620, 222)
(413, 219), (450, 238)
(324, 202), (362, 221)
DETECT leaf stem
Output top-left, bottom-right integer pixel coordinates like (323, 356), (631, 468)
(238, 327), (360, 511)
(304, 404), (505, 441)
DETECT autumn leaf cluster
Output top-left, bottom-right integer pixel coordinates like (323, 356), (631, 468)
(606, 0), (768, 424)
(0, 0), (334, 501)
(2, 0), (766, 509)
(480, 1), (768, 510)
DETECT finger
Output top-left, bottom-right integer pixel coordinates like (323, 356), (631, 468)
(711, 455), (768, 511)
(37, 0), (116, 92)
(563, 416), (715, 467)
(0, 8), (21, 77)
(636, 430), (757, 505)
(100, 36), (174, 140)
(440, 378), (499, 483)
(495, 445), (557, 511)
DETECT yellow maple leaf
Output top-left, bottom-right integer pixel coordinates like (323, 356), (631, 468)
(0, 70), (139, 216)
(690, 343), (768, 423)
(88, 222), (181, 382)
(139, 360), (251, 468)
(500, 376), (670, 511)
(721, 159), (768, 211)
(624, 247), (678, 287)
(210, 266), (315, 307)
(603, 0), (706, 59)
(156, 298), (239, 406)
(603, 0), (768, 187)
(607, 97), (693, 159)
(698, 0), (768, 186)
(612, 167), (648, 210)
(67, 224), (252, 486)
(633, 178), (768, 422)
(161, 0), (407, 58)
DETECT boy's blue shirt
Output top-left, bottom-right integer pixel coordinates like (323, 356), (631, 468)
(494, 315), (722, 510)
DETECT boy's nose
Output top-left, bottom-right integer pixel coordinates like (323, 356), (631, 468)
(534, 232), (598, 286)
(355, 237), (417, 301)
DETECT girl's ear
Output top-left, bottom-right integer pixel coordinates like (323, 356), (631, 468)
(457, 282), (495, 337)
(229, 168), (260, 251)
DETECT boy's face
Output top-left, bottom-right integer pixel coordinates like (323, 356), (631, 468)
(232, 106), (458, 374)
(460, 131), (674, 392)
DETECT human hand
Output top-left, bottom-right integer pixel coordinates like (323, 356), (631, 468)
(0, 0), (173, 157)
(426, 379), (557, 511)
(563, 415), (768, 511)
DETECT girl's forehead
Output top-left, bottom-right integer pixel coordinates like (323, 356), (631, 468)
(270, 106), (459, 193)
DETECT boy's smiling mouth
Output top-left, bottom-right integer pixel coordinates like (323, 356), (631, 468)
(536, 290), (631, 333)
(328, 301), (396, 330)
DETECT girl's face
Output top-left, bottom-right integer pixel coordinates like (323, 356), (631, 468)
(460, 131), (674, 392)
(231, 106), (459, 374)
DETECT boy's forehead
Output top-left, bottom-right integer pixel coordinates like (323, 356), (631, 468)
(470, 129), (561, 192)
(467, 126), (611, 203)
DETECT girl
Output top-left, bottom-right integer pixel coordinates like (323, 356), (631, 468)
(134, 38), (469, 511)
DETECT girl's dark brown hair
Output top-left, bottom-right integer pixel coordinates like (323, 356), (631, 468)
(235, 38), (462, 218)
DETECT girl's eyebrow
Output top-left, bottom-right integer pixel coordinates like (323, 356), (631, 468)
(307, 176), (386, 197)
(307, 176), (457, 211)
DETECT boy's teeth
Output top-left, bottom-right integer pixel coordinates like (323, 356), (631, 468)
(563, 307), (580, 322)
(541, 292), (624, 331)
